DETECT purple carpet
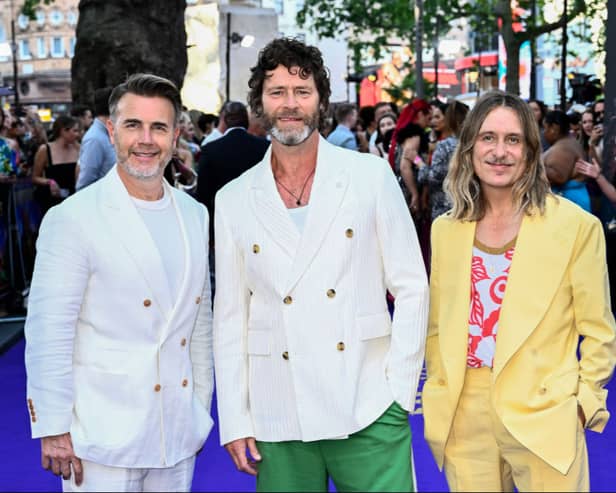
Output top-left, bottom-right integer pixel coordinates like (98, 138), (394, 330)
(2, 337), (615, 491)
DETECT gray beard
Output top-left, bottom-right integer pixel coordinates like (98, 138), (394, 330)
(270, 124), (314, 146)
(118, 158), (165, 181)
(264, 110), (319, 146)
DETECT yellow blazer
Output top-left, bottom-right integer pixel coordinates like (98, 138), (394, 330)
(423, 195), (616, 475)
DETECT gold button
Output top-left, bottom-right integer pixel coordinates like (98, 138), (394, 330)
(182, 379), (188, 387)
(31, 416), (37, 423)
(195, 296), (201, 304)
(143, 299), (152, 307)
(327, 289), (336, 298)
(539, 387), (547, 395)
(253, 244), (260, 254)
(154, 384), (161, 392)
(27, 398), (33, 405)
(438, 378), (446, 386)
(337, 342), (345, 351)
(282, 351), (289, 360)
(180, 338), (187, 347)
(283, 296), (293, 305)
(345, 228), (354, 238)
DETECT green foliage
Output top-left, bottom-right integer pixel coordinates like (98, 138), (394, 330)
(21, 0), (55, 19)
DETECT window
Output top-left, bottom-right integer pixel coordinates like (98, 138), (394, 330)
(37, 37), (46, 58)
(69, 37), (76, 58)
(0, 25), (7, 62)
(49, 10), (64, 26)
(274, 0), (284, 14)
(17, 14), (29, 30)
(51, 37), (64, 58)
(36, 10), (46, 27)
(67, 11), (78, 26)
(19, 39), (31, 60)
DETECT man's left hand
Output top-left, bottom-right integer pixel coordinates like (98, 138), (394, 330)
(41, 433), (83, 485)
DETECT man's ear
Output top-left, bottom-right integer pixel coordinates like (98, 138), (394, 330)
(106, 119), (115, 145)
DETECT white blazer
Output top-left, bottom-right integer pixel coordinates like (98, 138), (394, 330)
(25, 166), (214, 468)
(213, 137), (429, 445)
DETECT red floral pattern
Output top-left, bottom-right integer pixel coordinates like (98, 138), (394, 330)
(467, 246), (515, 368)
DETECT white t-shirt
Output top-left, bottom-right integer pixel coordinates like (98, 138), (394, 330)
(288, 205), (309, 233)
(132, 189), (185, 305)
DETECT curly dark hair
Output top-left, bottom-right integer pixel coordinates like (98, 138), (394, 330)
(247, 37), (331, 129)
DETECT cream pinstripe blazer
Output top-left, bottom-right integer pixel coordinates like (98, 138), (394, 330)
(213, 137), (429, 445)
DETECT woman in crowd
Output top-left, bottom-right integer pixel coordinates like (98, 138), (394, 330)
(418, 100), (469, 222)
(543, 110), (590, 212)
(528, 99), (548, 150)
(423, 90), (615, 492)
(371, 112), (397, 158)
(428, 100), (448, 157)
(32, 115), (80, 215)
(388, 99), (431, 211)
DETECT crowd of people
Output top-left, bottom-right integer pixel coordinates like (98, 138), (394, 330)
(8, 35), (616, 493)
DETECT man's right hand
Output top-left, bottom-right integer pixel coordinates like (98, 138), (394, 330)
(224, 437), (261, 476)
(41, 433), (83, 485)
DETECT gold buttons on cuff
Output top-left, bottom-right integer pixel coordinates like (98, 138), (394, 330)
(195, 296), (201, 304)
(345, 228), (354, 238)
(337, 342), (345, 351)
(182, 379), (188, 387)
(253, 244), (260, 254)
(282, 351), (289, 360)
(283, 296), (293, 305)
(180, 338), (187, 347)
(31, 416), (37, 422)
(326, 289), (336, 298)
(154, 384), (161, 392)
(143, 299), (152, 307)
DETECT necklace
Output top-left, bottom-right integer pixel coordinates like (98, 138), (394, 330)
(274, 167), (316, 206)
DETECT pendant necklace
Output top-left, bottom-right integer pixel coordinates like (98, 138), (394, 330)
(274, 167), (316, 206)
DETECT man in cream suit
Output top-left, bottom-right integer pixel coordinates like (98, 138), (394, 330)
(214, 38), (429, 492)
(25, 74), (214, 492)
(423, 91), (616, 491)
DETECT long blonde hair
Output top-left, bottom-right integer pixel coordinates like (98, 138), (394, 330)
(444, 91), (550, 221)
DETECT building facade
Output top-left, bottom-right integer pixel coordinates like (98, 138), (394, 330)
(0, 0), (77, 115)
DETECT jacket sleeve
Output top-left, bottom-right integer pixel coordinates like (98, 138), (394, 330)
(25, 205), (90, 438)
(213, 191), (254, 444)
(375, 161), (429, 411)
(190, 205), (214, 414)
(571, 216), (616, 432)
(425, 218), (444, 381)
(76, 138), (104, 190)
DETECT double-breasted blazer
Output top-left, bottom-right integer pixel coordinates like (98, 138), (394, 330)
(423, 195), (616, 475)
(213, 137), (429, 445)
(25, 166), (214, 468)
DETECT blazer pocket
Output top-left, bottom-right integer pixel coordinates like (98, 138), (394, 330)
(247, 330), (271, 356)
(357, 312), (392, 340)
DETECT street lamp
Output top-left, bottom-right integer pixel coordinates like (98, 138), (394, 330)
(225, 12), (254, 101)
(9, 0), (20, 110)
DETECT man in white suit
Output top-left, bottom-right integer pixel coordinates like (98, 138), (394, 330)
(25, 73), (214, 492)
(214, 38), (429, 491)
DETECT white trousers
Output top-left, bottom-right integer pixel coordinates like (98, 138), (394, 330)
(62, 455), (196, 492)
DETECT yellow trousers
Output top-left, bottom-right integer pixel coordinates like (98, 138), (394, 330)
(443, 367), (589, 492)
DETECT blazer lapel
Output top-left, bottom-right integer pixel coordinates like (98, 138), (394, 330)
(285, 138), (349, 292)
(99, 167), (173, 317)
(161, 182), (192, 335)
(250, 146), (301, 260)
(493, 196), (575, 378)
(438, 218), (476, 398)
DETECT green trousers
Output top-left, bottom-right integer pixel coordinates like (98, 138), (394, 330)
(256, 402), (414, 492)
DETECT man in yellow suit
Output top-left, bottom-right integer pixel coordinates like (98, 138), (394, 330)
(423, 90), (616, 491)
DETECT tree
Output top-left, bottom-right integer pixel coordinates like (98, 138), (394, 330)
(23, 0), (187, 106)
(297, 0), (605, 96)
